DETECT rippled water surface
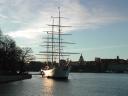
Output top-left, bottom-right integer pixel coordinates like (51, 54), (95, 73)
(0, 73), (128, 96)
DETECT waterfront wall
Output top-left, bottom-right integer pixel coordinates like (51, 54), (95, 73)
(0, 74), (32, 83)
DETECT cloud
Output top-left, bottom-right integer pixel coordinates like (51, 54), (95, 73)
(1, 0), (128, 41)
(71, 45), (128, 53)
(0, 14), (8, 19)
(7, 28), (43, 39)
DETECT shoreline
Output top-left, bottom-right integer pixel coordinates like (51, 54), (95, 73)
(0, 74), (32, 83)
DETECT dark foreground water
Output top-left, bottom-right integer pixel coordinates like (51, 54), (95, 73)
(0, 73), (128, 96)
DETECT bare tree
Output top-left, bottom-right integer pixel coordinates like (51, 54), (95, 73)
(21, 47), (35, 63)
(0, 29), (35, 74)
(18, 47), (35, 74)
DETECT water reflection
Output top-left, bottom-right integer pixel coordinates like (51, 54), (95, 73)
(0, 81), (29, 96)
(0, 76), (70, 96)
(0, 75), (43, 96)
(1, 74), (128, 96)
(42, 78), (54, 96)
(42, 78), (69, 96)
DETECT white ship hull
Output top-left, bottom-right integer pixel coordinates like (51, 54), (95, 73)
(41, 66), (70, 79)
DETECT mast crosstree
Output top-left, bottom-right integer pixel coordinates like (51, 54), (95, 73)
(38, 7), (79, 65)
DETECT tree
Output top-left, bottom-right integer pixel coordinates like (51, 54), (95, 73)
(0, 29), (35, 74)
(0, 32), (18, 73)
(21, 47), (35, 63)
(19, 47), (35, 73)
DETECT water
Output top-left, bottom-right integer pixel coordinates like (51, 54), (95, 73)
(0, 73), (128, 96)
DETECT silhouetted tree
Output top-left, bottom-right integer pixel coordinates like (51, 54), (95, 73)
(19, 47), (35, 73)
(21, 47), (34, 63)
(0, 31), (18, 73)
(0, 29), (34, 75)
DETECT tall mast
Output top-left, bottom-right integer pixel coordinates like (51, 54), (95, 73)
(58, 7), (61, 64)
(51, 17), (54, 65)
(46, 32), (49, 65)
(37, 4), (80, 64)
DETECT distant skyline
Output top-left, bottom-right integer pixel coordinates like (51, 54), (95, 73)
(0, 0), (128, 61)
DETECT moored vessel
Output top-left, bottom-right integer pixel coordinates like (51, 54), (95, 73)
(39, 7), (78, 79)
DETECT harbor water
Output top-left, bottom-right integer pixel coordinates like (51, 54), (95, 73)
(0, 73), (128, 96)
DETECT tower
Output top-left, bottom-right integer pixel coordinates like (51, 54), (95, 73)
(79, 54), (85, 64)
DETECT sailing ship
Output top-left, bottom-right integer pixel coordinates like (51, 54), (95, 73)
(38, 7), (78, 79)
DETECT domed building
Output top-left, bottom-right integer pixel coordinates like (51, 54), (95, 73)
(78, 54), (85, 65)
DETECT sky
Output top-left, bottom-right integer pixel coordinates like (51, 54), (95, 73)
(0, 0), (128, 61)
